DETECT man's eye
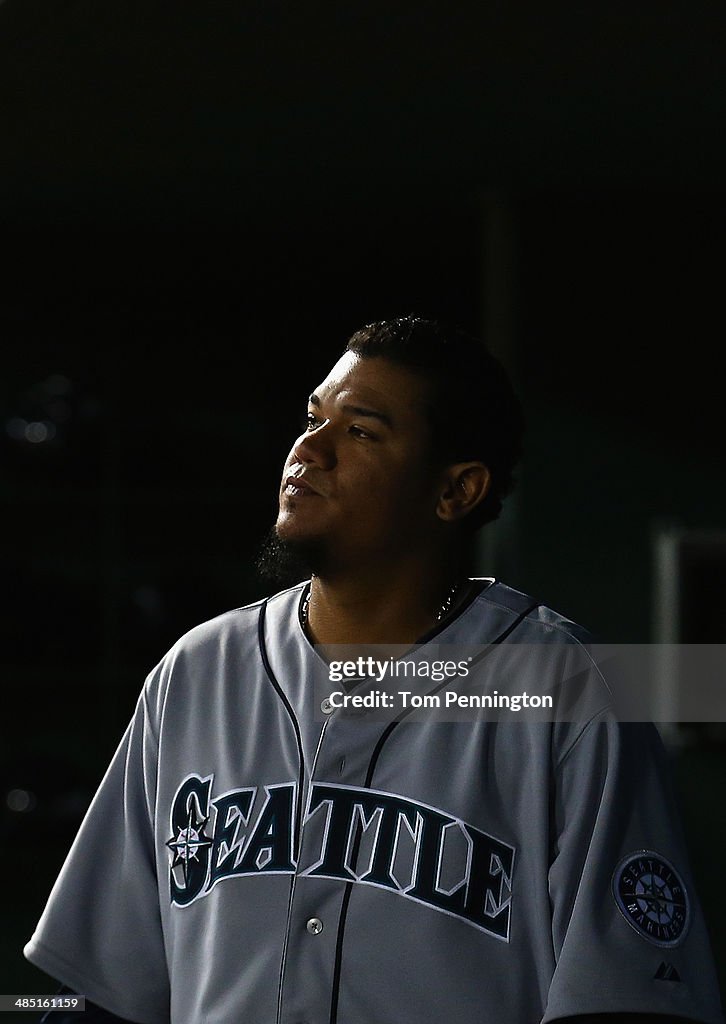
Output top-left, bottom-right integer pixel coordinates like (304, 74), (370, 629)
(349, 425), (374, 440)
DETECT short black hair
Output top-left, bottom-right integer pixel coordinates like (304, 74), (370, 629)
(345, 316), (524, 529)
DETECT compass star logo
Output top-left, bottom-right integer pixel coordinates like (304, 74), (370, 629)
(613, 850), (690, 947)
(166, 804), (213, 888)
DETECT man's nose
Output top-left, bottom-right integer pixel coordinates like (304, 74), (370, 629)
(292, 421), (336, 469)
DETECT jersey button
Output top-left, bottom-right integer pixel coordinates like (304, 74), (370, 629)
(306, 917), (324, 935)
(320, 698), (335, 715)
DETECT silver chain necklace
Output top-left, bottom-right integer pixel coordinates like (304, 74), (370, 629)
(300, 579), (465, 629)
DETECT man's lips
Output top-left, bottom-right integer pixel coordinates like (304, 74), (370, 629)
(283, 475), (321, 497)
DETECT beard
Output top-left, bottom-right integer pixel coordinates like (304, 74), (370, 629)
(254, 525), (327, 589)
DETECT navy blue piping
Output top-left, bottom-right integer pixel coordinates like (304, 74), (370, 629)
(327, 597), (540, 1024)
(257, 598), (306, 857)
(257, 599), (308, 1024)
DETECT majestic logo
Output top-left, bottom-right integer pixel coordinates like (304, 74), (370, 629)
(654, 962), (681, 982)
(612, 850), (689, 947)
(167, 776), (515, 940)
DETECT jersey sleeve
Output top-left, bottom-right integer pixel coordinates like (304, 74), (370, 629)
(24, 667), (170, 1024)
(542, 714), (724, 1024)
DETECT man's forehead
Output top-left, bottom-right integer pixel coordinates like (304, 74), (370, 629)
(312, 352), (429, 411)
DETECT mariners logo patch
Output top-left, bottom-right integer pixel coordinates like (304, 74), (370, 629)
(612, 851), (689, 946)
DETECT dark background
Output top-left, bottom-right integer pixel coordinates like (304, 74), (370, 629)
(1, 0), (725, 1012)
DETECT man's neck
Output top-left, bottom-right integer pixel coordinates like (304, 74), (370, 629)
(304, 559), (469, 645)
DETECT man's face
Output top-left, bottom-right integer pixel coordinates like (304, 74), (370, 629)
(275, 352), (442, 573)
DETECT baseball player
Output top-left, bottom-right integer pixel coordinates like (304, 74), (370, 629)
(26, 318), (723, 1024)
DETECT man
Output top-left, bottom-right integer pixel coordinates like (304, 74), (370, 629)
(26, 317), (723, 1023)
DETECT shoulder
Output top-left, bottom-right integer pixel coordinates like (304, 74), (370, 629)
(474, 578), (595, 645)
(160, 598), (265, 668)
(165, 582), (306, 660)
(142, 582), (307, 699)
(468, 580), (615, 746)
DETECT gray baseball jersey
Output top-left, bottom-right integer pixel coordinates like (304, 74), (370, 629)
(25, 579), (724, 1024)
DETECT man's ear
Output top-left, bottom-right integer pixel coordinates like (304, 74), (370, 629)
(436, 462), (491, 522)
